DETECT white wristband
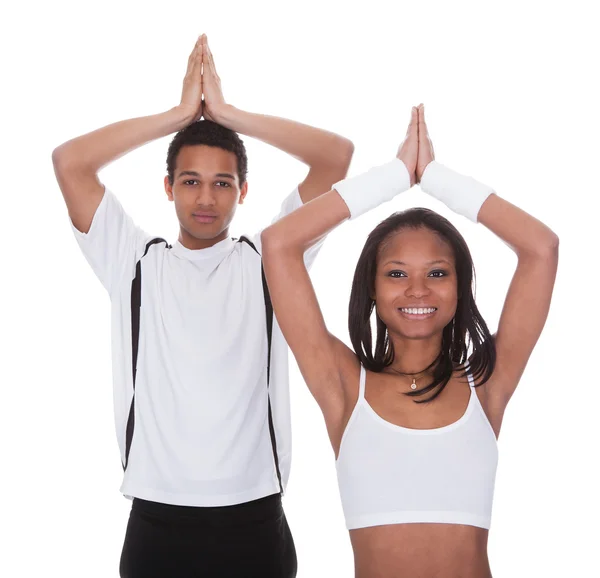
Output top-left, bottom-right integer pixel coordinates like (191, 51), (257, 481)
(333, 158), (412, 219)
(419, 161), (494, 223)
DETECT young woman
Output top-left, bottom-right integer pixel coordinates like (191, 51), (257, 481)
(261, 105), (559, 577)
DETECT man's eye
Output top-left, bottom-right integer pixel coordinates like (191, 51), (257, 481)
(184, 180), (198, 186)
(215, 181), (231, 188)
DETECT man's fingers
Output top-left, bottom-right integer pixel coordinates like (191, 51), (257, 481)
(204, 37), (219, 78)
(187, 36), (202, 70)
(186, 41), (202, 81)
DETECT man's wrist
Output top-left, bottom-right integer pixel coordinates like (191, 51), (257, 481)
(169, 106), (197, 130)
(211, 103), (238, 128)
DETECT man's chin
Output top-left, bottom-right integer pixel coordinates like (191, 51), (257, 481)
(185, 223), (226, 241)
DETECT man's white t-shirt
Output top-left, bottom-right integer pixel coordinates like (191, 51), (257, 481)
(71, 186), (322, 507)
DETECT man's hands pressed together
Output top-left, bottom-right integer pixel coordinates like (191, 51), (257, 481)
(200, 35), (227, 122)
(177, 33), (228, 124)
(178, 35), (204, 123)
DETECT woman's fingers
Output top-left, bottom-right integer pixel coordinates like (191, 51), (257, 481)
(396, 107), (419, 186)
(408, 106), (418, 139)
(416, 104), (435, 181)
(418, 103), (434, 157)
(417, 104), (426, 142)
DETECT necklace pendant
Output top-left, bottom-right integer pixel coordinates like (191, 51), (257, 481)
(410, 379), (417, 390)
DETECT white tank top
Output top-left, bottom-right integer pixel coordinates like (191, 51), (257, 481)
(335, 364), (498, 530)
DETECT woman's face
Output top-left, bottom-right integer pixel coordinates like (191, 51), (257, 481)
(373, 227), (458, 340)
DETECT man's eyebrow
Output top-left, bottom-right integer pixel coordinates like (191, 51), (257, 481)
(176, 170), (236, 180)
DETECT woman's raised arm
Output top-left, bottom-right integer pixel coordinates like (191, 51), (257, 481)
(417, 105), (559, 416)
(261, 109), (419, 433)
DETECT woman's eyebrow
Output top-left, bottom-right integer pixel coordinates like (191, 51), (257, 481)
(384, 259), (452, 266)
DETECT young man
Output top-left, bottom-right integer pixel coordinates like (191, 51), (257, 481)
(52, 34), (353, 578)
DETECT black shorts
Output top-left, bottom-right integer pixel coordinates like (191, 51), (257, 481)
(119, 493), (297, 578)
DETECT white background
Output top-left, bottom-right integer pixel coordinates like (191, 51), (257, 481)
(2, 0), (598, 576)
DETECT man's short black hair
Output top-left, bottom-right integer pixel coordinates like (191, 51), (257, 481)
(166, 120), (248, 186)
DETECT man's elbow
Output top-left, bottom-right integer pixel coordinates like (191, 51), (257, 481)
(331, 137), (354, 177)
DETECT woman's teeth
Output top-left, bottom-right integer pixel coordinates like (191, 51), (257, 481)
(400, 307), (437, 315)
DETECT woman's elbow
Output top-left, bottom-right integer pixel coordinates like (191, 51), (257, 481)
(542, 229), (560, 257)
(261, 227), (285, 255)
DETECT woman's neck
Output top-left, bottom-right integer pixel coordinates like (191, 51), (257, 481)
(383, 333), (443, 377)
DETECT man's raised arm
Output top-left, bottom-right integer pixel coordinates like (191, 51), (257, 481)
(201, 36), (354, 204)
(52, 36), (205, 233)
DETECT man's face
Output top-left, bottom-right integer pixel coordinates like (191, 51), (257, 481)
(165, 144), (247, 248)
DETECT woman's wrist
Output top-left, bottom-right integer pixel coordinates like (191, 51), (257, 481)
(419, 161), (494, 223)
(333, 158), (412, 220)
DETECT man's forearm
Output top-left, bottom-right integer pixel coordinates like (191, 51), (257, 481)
(213, 105), (353, 169)
(52, 106), (194, 172)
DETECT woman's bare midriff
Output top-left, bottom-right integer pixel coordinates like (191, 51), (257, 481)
(350, 523), (492, 578)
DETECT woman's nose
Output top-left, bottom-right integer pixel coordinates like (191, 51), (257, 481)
(405, 279), (430, 298)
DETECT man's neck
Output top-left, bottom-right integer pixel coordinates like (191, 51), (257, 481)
(178, 227), (230, 250)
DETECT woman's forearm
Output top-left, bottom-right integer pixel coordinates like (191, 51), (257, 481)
(477, 194), (559, 258)
(262, 189), (350, 254)
(262, 156), (414, 253)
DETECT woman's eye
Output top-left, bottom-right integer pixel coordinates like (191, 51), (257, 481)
(388, 271), (407, 278)
(429, 270), (447, 277)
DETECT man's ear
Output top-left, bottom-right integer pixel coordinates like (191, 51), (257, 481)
(238, 181), (249, 205)
(164, 175), (174, 202)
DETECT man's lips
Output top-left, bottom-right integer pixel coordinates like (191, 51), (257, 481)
(192, 212), (218, 223)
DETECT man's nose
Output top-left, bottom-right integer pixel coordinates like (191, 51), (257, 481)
(195, 184), (216, 206)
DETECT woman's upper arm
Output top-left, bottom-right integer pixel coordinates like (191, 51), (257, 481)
(489, 242), (559, 407)
(262, 239), (350, 426)
(473, 193), (559, 412)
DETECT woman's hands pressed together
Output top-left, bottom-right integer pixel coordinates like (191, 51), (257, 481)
(396, 103), (435, 187)
(396, 106), (419, 186)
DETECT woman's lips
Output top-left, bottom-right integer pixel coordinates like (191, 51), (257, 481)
(397, 307), (438, 320)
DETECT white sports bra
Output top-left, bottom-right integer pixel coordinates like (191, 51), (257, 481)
(335, 364), (498, 530)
